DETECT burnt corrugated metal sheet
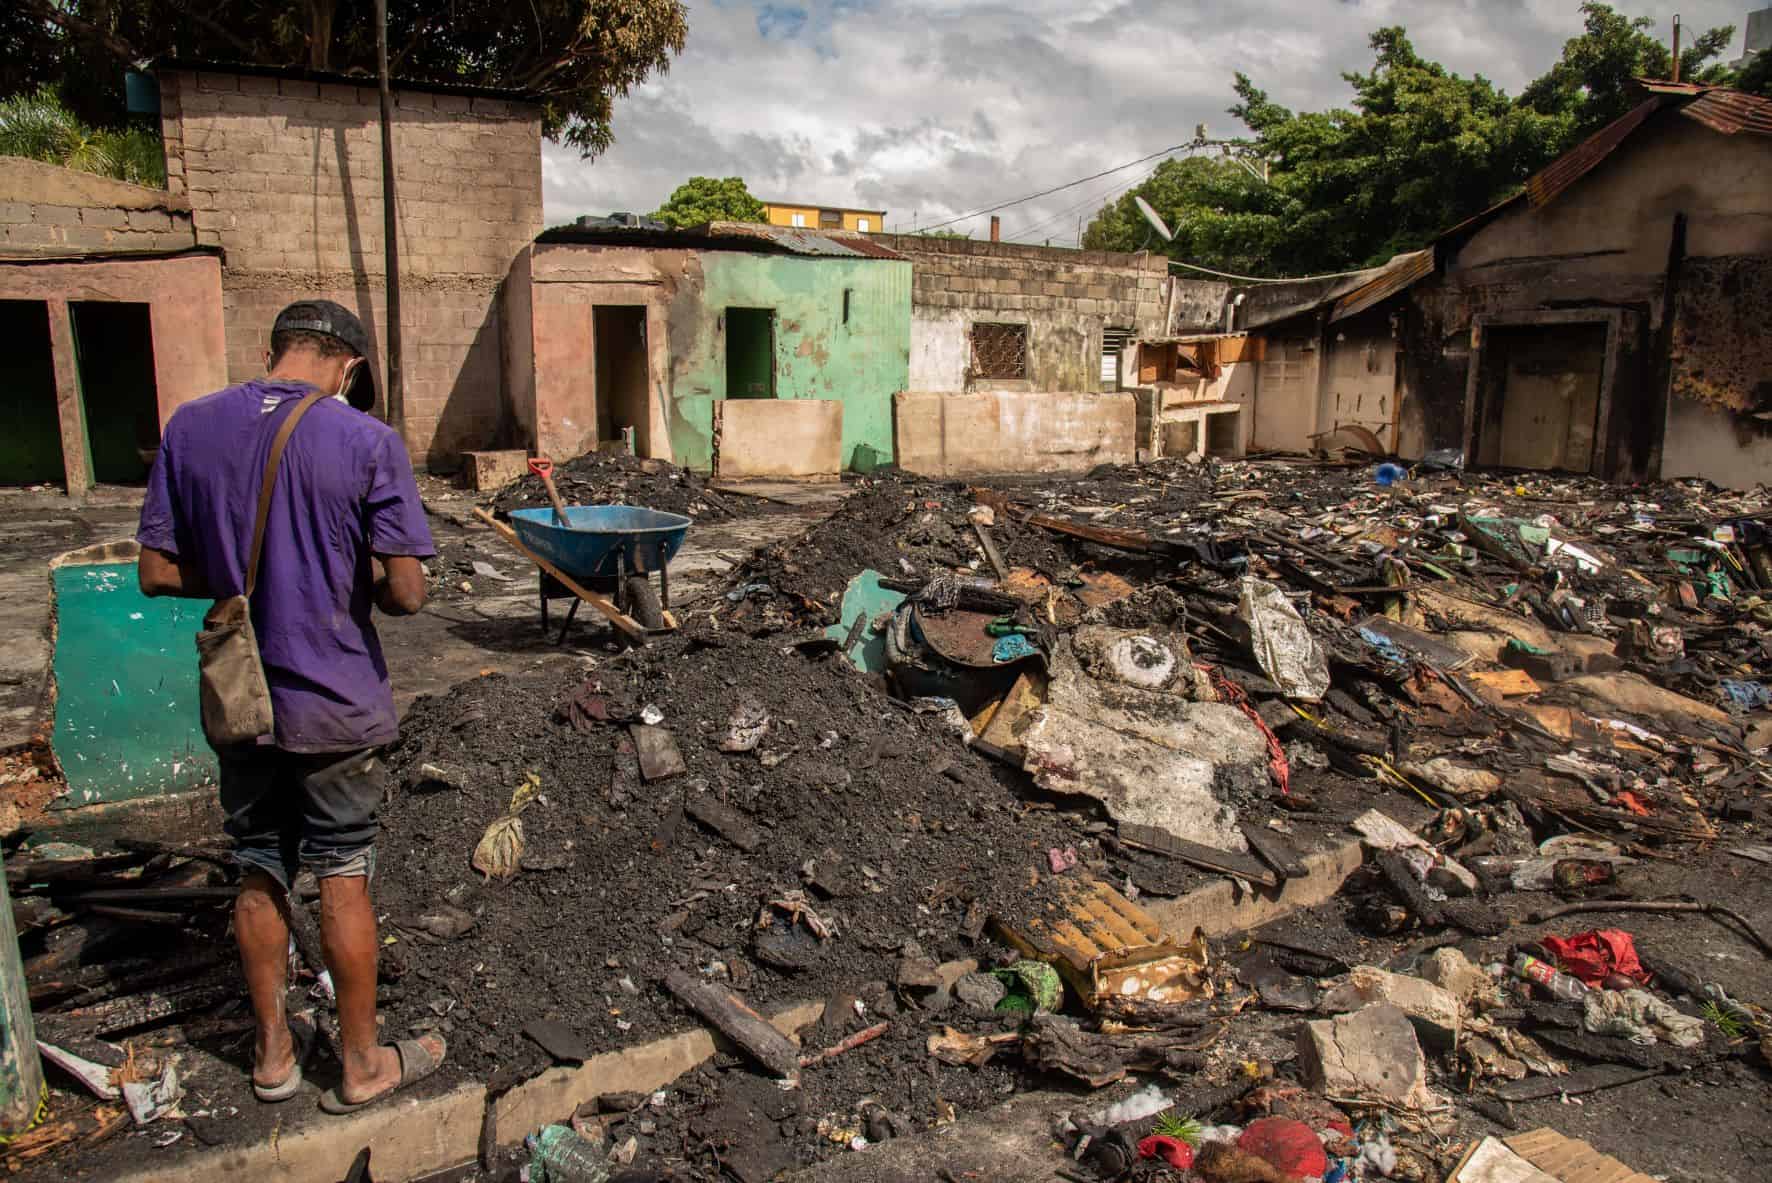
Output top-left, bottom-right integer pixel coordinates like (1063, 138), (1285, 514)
(1329, 248), (1434, 323)
(536, 220), (905, 260)
(1525, 97), (1668, 208)
(1681, 89), (1772, 136)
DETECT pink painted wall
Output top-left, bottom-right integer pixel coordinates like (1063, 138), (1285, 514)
(0, 253), (228, 424)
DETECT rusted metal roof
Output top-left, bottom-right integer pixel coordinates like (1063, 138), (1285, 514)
(536, 219), (905, 260)
(1525, 97), (1669, 208)
(1682, 89), (1772, 136)
(1329, 248), (1434, 323)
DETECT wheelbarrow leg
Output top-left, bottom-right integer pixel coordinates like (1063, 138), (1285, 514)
(556, 599), (581, 646)
(657, 541), (670, 611)
(538, 571), (550, 636)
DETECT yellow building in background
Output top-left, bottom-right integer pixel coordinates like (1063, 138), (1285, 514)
(762, 201), (886, 233)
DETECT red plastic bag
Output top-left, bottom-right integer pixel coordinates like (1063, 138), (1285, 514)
(1137, 1135), (1196, 1169)
(1238, 1117), (1329, 1179)
(1542, 929), (1649, 986)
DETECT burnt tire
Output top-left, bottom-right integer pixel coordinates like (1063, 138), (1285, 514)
(623, 576), (666, 629)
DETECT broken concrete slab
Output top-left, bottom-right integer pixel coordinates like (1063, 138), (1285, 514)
(1297, 1003), (1436, 1111)
(1021, 632), (1264, 850)
(1320, 966), (1462, 1050)
(1562, 672), (1731, 728)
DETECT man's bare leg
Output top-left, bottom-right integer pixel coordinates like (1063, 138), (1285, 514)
(236, 870), (296, 1088)
(318, 873), (404, 1101)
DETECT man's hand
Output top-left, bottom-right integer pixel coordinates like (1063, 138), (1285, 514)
(372, 555), (427, 616)
(138, 547), (212, 599)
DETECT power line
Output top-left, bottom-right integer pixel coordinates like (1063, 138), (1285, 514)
(1166, 258), (1379, 284)
(899, 141), (1193, 234)
(1003, 165), (1160, 244)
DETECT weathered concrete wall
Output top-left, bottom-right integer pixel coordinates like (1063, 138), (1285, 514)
(894, 390), (1135, 476)
(1250, 328), (1321, 453)
(0, 252), (227, 497)
(1319, 308), (1400, 451)
(714, 399), (843, 477)
(1170, 277), (1232, 333)
(0, 157), (197, 256)
(1422, 108), (1772, 484)
(525, 244), (909, 472)
(876, 234), (1166, 393)
(158, 67), (544, 467)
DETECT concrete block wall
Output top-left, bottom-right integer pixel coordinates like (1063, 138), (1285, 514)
(874, 234), (1167, 393)
(158, 68), (544, 466)
(0, 157), (197, 256)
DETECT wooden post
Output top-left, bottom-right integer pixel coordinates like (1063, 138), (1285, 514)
(0, 863), (46, 1135)
(374, 0), (405, 442)
(46, 300), (91, 499)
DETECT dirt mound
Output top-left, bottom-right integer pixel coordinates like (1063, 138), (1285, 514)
(374, 627), (1077, 1083)
(490, 450), (779, 520)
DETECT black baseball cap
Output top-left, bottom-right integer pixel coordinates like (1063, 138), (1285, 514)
(272, 299), (377, 412)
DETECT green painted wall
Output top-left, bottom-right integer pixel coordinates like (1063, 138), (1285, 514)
(666, 254), (910, 472)
(51, 559), (215, 806)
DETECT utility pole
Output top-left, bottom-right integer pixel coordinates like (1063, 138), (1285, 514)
(1672, 13), (1683, 82)
(374, 0), (405, 438)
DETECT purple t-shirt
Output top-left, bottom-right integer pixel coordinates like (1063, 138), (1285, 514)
(137, 378), (435, 753)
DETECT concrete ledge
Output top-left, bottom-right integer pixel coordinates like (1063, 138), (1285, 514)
(715, 400), (843, 478)
(109, 1000), (825, 1183)
(894, 390), (1135, 476)
(1144, 833), (1367, 938)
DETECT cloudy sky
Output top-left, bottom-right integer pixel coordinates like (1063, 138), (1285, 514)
(542, 0), (1751, 241)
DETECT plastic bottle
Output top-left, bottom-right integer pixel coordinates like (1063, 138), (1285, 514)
(1512, 953), (1589, 1003)
(526, 1124), (610, 1183)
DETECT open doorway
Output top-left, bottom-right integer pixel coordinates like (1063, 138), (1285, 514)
(70, 302), (160, 484)
(0, 301), (65, 487)
(1474, 324), (1606, 473)
(725, 307), (775, 398)
(593, 306), (649, 454)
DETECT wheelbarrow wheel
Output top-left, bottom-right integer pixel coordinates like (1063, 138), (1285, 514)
(623, 576), (666, 630)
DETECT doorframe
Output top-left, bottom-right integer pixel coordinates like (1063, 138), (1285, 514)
(1462, 308), (1624, 478)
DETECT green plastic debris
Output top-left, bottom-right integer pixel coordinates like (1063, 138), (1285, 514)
(823, 569), (906, 674)
(993, 960), (1062, 1015)
(1505, 638), (1554, 656)
(1706, 570), (1733, 600)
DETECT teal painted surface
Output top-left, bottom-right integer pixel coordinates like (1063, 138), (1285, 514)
(50, 562), (215, 807)
(824, 569), (905, 674)
(668, 255), (911, 471)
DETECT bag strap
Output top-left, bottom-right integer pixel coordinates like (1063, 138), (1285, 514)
(245, 389), (329, 599)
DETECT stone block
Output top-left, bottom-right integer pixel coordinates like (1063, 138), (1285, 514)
(79, 207), (128, 229)
(1297, 1003), (1435, 1110)
(1320, 966), (1461, 1050)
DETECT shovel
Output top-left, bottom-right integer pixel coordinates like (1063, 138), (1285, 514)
(528, 457), (571, 527)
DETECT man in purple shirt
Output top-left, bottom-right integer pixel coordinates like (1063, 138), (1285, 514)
(138, 301), (445, 1112)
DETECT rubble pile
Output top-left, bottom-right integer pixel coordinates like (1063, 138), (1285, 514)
(490, 449), (777, 521)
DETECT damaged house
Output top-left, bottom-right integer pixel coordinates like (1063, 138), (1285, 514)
(1180, 80), (1772, 489)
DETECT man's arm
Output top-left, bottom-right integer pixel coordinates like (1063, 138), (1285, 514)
(139, 546), (214, 599)
(372, 555), (427, 616)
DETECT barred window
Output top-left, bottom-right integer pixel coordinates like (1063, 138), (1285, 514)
(970, 322), (1028, 381)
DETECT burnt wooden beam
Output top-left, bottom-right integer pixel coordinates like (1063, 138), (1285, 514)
(664, 970), (801, 1079)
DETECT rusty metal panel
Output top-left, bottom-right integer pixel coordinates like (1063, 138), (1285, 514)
(994, 878), (1211, 1009)
(1525, 98), (1668, 209)
(1680, 89), (1772, 136)
(1329, 249), (1434, 323)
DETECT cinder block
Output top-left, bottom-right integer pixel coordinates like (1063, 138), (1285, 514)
(238, 75), (279, 96)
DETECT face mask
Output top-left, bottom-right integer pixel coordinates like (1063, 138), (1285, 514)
(335, 360), (360, 402)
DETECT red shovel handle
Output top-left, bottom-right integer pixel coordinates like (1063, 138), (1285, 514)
(528, 457), (553, 478)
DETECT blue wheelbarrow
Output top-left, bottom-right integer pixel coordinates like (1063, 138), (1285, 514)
(473, 463), (689, 643)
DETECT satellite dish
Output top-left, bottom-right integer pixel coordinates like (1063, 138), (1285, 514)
(1134, 195), (1173, 242)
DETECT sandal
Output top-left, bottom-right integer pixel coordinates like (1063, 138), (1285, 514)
(252, 1019), (315, 1103)
(318, 1035), (446, 1115)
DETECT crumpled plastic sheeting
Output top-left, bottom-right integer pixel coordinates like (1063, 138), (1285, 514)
(1582, 988), (1705, 1048)
(1239, 577), (1329, 702)
(1542, 929), (1649, 987)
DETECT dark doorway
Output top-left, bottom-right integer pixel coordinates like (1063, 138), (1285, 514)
(0, 301), (66, 487)
(1476, 324), (1607, 474)
(593, 305), (649, 454)
(70, 302), (160, 484)
(725, 307), (775, 399)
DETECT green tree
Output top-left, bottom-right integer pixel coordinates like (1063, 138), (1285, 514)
(9, 0), (687, 155)
(1729, 50), (1772, 98)
(1081, 154), (1281, 275)
(0, 87), (164, 186)
(652, 176), (767, 228)
(1522, 2), (1734, 147)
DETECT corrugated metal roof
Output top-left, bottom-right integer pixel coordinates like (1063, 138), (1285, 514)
(1525, 97), (1669, 208)
(1329, 248), (1434, 323)
(1681, 89), (1772, 136)
(534, 220), (905, 260)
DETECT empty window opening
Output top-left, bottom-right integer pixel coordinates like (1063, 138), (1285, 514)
(71, 302), (160, 484)
(593, 306), (649, 455)
(791, 213), (806, 228)
(725, 308), (776, 398)
(970, 322), (1028, 382)
(0, 300), (65, 487)
(856, 218), (871, 233)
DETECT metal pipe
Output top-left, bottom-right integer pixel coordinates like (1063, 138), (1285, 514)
(1672, 14), (1682, 82)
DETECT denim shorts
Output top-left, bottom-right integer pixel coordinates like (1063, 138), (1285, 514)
(218, 746), (386, 892)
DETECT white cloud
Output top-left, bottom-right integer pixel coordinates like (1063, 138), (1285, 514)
(542, 0), (1747, 241)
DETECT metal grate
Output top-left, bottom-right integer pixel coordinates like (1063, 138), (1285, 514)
(970, 322), (1028, 380)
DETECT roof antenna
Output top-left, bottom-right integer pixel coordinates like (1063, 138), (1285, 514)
(1671, 13), (1682, 83)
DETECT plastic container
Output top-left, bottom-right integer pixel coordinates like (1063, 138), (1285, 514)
(1512, 953), (1589, 1003)
(1373, 463), (1407, 487)
(526, 1124), (610, 1183)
